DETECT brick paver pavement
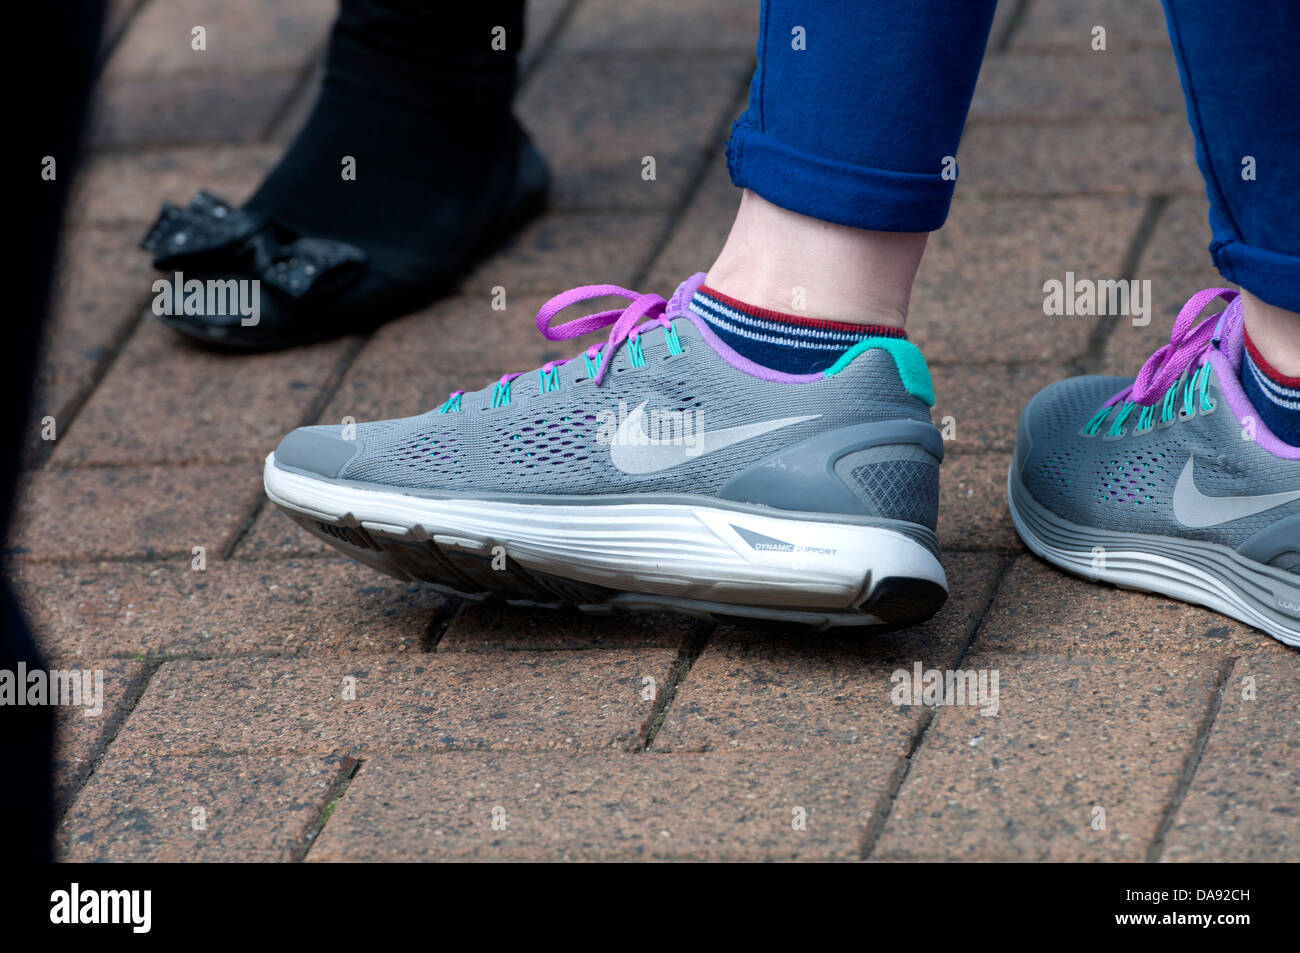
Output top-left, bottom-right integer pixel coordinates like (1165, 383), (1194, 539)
(17, 0), (1298, 861)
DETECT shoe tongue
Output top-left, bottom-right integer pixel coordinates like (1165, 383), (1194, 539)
(667, 272), (707, 317)
(1213, 294), (1246, 372)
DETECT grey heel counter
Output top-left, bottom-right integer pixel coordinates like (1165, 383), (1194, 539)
(1239, 513), (1300, 575)
(717, 420), (943, 527)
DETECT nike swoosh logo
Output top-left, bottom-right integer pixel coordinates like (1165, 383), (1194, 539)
(609, 401), (819, 475)
(1172, 455), (1300, 528)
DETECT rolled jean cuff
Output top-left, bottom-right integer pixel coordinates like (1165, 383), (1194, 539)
(725, 119), (956, 233)
(1211, 237), (1300, 313)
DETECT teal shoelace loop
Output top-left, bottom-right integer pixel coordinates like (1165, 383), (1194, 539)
(1182, 369), (1197, 417)
(1084, 405), (1112, 436)
(1084, 287), (1235, 439)
(538, 366), (562, 393)
(1137, 404), (1155, 431)
(1196, 362), (1214, 412)
(432, 283), (681, 416)
(1160, 380), (1180, 423)
(1091, 363), (1215, 437)
(1107, 401), (1137, 437)
(627, 335), (647, 368)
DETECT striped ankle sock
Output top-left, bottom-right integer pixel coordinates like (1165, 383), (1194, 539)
(1241, 327), (1300, 445)
(688, 285), (906, 374)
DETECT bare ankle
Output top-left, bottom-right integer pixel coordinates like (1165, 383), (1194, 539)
(705, 189), (927, 328)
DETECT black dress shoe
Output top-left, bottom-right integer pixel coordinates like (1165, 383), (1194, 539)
(140, 133), (549, 351)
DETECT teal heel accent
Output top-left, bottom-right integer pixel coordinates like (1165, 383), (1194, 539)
(823, 336), (935, 407)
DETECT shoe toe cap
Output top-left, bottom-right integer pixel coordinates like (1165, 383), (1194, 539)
(1020, 376), (1131, 449)
(273, 425), (362, 479)
(1016, 375), (1132, 491)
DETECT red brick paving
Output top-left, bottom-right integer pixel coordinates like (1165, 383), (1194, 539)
(1009, 0), (1175, 53)
(103, 0), (333, 80)
(51, 322), (353, 467)
(10, 464), (260, 563)
(652, 554), (1004, 754)
(460, 210), (671, 295)
(50, 658), (150, 810)
(1160, 654), (1300, 862)
(308, 750), (889, 861)
(14, 0), (1297, 862)
(69, 143), (280, 228)
(108, 650), (680, 757)
(36, 225), (157, 440)
(939, 454), (1025, 553)
(908, 196), (1145, 365)
(15, 558), (446, 659)
(872, 652), (1223, 862)
(438, 604), (699, 653)
(517, 53), (751, 210)
(970, 49), (1184, 120)
(558, 0), (759, 54)
(958, 119), (1202, 197)
(931, 363), (1069, 455)
(58, 752), (354, 862)
(971, 557), (1289, 659)
(232, 504), (335, 559)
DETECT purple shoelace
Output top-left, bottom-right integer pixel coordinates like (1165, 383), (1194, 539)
(441, 284), (674, 406)
(1105, 287), (1238, 407)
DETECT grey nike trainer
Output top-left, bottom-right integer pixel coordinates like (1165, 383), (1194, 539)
(264, 273), (948, 634)
(1009, 289), (1300, 646)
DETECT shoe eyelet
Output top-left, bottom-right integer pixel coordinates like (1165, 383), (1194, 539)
(1177, 406), (1196, 422)
(1132, 424), (1153, 437)
(1102, 428), (1126, 441)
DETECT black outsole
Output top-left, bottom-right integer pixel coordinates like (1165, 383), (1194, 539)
(283, 509), (948, 636)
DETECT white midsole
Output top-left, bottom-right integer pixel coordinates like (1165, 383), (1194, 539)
(264, 454), (947, 610)
(1007, 462), (1300, 647)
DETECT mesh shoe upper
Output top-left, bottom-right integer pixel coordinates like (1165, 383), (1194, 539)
(275, 273), (941, 530)
(1017, 368), (1300, 554)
